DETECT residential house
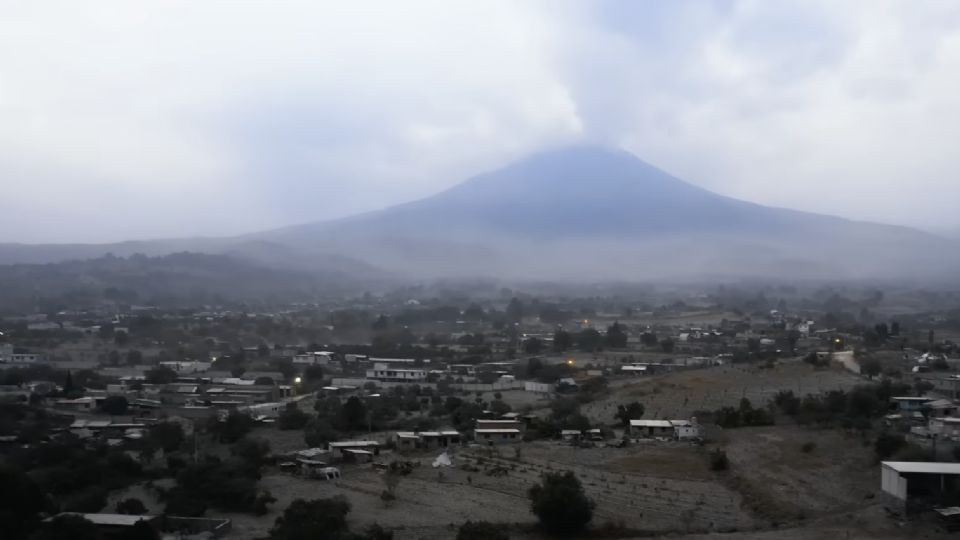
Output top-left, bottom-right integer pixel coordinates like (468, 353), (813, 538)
(891, 396), (935, 413)
(365, 362), (428, 383)
(629, 419), (674, 438)
(328, 440), (381, 461)
(671, 419), (702, 440)
(476, 419), (525, 433)
(474, 428), (521, 444)
(293, 351), (335, 365)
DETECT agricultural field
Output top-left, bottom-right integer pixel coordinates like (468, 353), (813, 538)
(582, 360), (864, 423)
(217, 427), (909, 540)
(80, 354), (951, 540)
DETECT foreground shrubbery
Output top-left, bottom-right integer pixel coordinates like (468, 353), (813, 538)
(713, 398), (774, 428)
(269, 497), (393, 540)
(772, 380), (910, 429)
(456, 521), (509, 540)
(528, 471), (594, 535)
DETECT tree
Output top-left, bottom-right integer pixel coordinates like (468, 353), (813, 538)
(116, 497), (148, 514)
(660, 338), (675, 353)
(100, 395), (129, 415)
(640, 332), (658, 347)
(464, 303), (485, 321)
(861, 359), (882, 378)
(505, 297), (524, 323)
(0, 464), (48, 540)
(524, 357), (544, 378)
(278, 403), (310, 430)
(145, 365), (178, 385)
(269, 497), (351, 540)
(528, 471), (593, 535)
(604, 322), (628, 348)
(489, 399), (512, 416)
(216, 411), (255, 443)
(304, 418), (337, 448)
(372, 314), (390, 331)
(457, 521), (509, 540)
(63, 370), (77, 396)
(381, 469), (402, 505)
(169, 456), (270, 515)
(125, 350), (143, 365)
(338, 396), (368, 432)
(148, 421), (185, 452)
(709, 449), (729, 471)
(232, 436), (271, 466)
(303, 364), (324, 382)
(614, 402), (645, 427)
(875, 433), (906, 460)
(523, 338), (543, 355)
(576, 329), (603, 352)
(552, 329), (574, 352)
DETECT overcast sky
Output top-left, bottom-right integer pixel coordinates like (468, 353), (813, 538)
(3, 0), (960, 243)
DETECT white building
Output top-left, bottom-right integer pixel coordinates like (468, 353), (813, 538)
(293, 351), (336, 365)
(365, 362), (427, 382)
(0, 347), (48, 365)
(160, 361), (212, 373)
(629, 419), (674, 438)
(670, 419), (702, 440)
(524, 381), (554, 393)
(474, 428), (520, 444)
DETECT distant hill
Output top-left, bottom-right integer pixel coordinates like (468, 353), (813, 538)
(0, 252), (363, 313)
(1, 145), (957, 283)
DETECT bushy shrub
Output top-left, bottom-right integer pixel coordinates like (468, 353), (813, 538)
(528, 471), (593, 535)
(709, 449), (729, 471)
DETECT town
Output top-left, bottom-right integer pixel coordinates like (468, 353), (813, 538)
(3, 284), (960, 539)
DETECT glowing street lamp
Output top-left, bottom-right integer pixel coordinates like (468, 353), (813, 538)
(294, 376), (302, 384)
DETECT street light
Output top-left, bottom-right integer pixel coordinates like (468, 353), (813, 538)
(294, 376), (302, 384)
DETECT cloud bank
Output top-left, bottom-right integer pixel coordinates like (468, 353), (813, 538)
(2, 0), (960, 242)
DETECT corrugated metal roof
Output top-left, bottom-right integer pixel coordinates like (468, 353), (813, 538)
(883, 461), (960, 474)
(328, 440), (379, 447)
(630, 420), (673, 428)
(54, 513), (155, 526)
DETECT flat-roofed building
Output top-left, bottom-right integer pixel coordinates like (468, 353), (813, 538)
(474, 428), (521, 444)
(882, 461), (960, 513)
(629, 419), (674, 438)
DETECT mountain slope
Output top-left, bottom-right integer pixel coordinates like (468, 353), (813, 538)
(1, 145), (955, 283)
(256, 145), (953, 281)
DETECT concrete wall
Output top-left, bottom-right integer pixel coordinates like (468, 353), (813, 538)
(452, 381), (525, 392)
(331, 378), (437, 390)
(524, 381), (555, 393)
(881, 465), (907, 501)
